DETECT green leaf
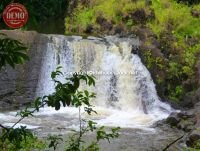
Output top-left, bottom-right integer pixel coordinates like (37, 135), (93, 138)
(84, 90), (89, 97)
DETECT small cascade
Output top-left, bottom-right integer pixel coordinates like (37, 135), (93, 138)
(36, 36), (73, 96)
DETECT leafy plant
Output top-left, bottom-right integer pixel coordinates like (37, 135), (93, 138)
(65, 120), (120, 151)
(0, 127), (46, 151)
(0, 34), (29, 69)
(184, 140), (200, 151)
(143, 50), (164, 69)
(48, 135), (63, 151)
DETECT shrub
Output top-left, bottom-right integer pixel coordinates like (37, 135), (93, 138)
(0, 34), (29, 69)
(65, 0), (146, 34)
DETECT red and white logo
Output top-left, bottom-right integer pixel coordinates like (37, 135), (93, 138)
(3, 3), (28, 28)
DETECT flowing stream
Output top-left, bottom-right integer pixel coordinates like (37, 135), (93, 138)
(0, 35), (182, 151)
(0, 34), (185, 151)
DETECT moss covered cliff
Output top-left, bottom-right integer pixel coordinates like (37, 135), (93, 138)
(65, 0), (200, 108)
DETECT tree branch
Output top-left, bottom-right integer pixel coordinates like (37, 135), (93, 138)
(1, 101), (47, 139)
(0, 124), (9, 131)
(162, 134), (185, 151)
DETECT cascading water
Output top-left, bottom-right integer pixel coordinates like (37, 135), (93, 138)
(35, 35), (172, 128)
(0, 35), (173, 129)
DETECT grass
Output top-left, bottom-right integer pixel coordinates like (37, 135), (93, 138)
(65, 0), (146, 34)
(65, 0), (200, 38)
(148, 0), (200, 37)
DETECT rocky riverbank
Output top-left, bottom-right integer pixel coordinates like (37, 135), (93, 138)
(166, 101), (200, 149)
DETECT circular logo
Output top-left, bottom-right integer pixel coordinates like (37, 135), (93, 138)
(3, 3), (28, 28)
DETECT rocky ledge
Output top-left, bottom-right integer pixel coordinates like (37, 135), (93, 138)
(166, 101), (200, 148)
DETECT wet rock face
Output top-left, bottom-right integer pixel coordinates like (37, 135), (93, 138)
(166, 102), (200, 148)
(0, 30), (48, 110)
(185, 102), (200, 147)
(166, 112), (181, 127)
(166, 111), (196, 132)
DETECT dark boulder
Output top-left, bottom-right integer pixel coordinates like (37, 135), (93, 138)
(179, 97), (194, 109)
(177, 119), (196, 132)
(177, 111), (195, 119)
(166, 111), (196, 132)
(181, 90), (200, 109)
(166, 112), (181, 127)
(131, 46), (139, 54)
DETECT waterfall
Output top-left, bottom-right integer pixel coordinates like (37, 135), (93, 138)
(34, 35), (172, 128)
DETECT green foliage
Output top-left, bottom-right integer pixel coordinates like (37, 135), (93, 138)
(46, 67), (96, 111)
(96, 126), (120, 143)
(142, 0), (200, 102)
(65, 120), (120, 151)
(148, 1), (200, 37)
(0, 129), (46, 151)
(66, 6), (95, 33)
(169, 85), (185, 101)
(1, 126), (33, 149)
(185, 140), (200, 151)
(65, 0), (146, 34)
(0, 34), (29, 69)
(168, 62), (182, 79)
(48, 135), (63, 151)
(143, 50), (165, 69)
(64, 0), (200, 41)
(193, 140), (200, 150)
